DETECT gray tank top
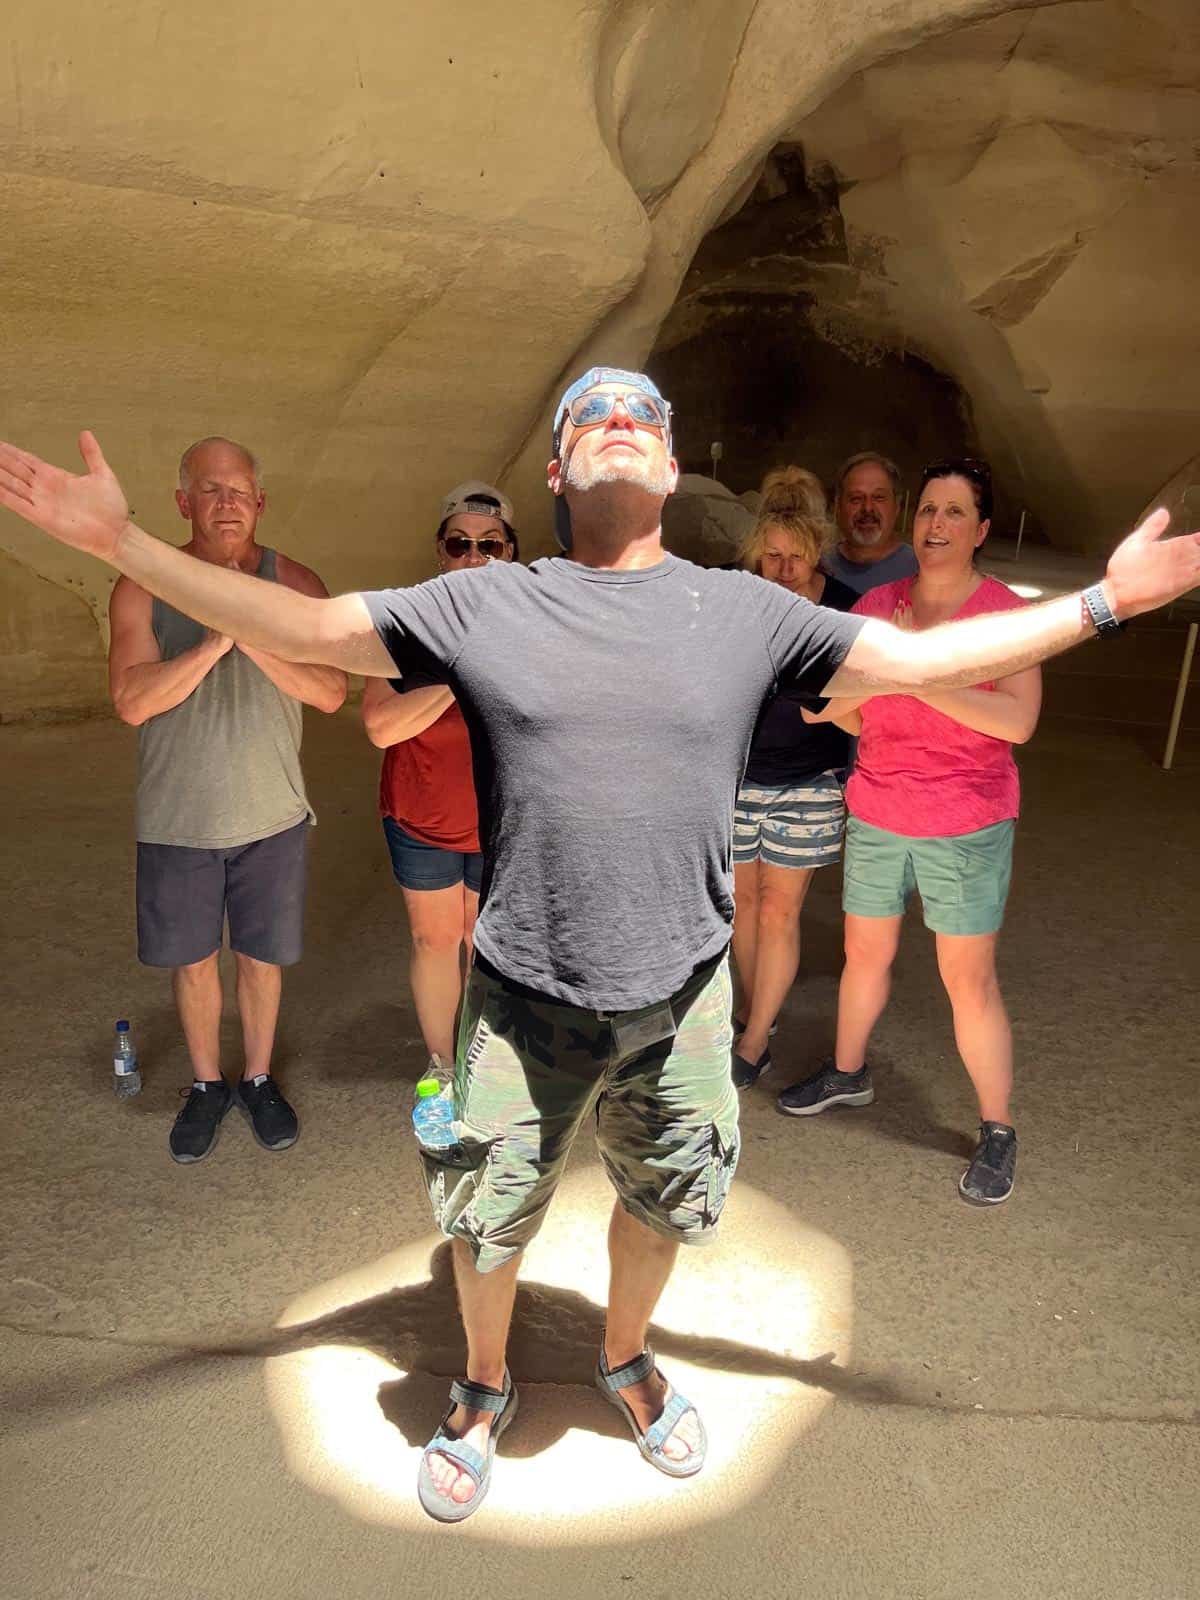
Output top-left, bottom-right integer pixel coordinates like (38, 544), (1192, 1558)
(135, 547), (314, 848)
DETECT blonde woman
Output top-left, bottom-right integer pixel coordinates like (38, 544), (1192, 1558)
(730, 490), (858, 1088)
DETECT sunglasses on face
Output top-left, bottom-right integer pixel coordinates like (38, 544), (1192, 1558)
(440, 534), (508, 559)
(557, 390), (671, 455)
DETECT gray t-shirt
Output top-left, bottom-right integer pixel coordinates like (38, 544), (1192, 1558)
(822, 542), (918, 595)
(365, 554), (865, 1010)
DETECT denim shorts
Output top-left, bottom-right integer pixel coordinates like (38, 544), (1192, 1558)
(842, 816), (1015, 936)
(383, 816), (483, 893)
(419, 955), (740, 1274)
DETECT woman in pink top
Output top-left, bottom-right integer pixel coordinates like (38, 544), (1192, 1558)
(779, 460), (1042, 1206)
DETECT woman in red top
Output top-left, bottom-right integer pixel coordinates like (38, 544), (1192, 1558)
(362, 482), (518, 1071)
(780, 460), (1042, 1206)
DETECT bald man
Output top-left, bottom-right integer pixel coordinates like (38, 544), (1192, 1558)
(108, 438), (346, 1163)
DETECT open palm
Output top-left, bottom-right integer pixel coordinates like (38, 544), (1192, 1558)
(0, 432), (129, 562)
(1106, 507), (1200, 618)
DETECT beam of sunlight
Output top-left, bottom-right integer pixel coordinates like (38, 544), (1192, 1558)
(265, 1161), (853, 1543)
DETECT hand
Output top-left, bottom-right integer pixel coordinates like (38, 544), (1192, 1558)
(0, 432), (130, 563)
(204, 630), (234, 660)
(891, 600), (915, 631)
(1104, 507), (1200, 620)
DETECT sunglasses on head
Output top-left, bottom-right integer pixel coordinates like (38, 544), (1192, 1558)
(922, 457), (991, 485)
(557, 389), (671, 453)
(439, 533), (509, 559)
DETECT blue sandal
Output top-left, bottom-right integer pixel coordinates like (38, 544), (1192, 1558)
(416, 1371), (519, 1523)
(595, 1346), (706, 1478)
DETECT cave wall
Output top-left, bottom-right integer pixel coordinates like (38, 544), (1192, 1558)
(2, 0), (1195, 715)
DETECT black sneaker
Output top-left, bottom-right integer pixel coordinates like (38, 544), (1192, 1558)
(169, 1079), (232, 1164)
(777, 1058), (874, 1117)
(235, 1074), (300, 1152)
(732, 1045), (771, 1089)
(959, 1122), (1017, 1205)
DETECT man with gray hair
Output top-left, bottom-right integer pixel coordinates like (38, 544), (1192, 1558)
(824, 450), (918, 595)
(107, 436), (346, 1163)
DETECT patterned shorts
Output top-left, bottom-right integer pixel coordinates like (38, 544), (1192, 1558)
(418, 956), (741, 1274)
(733, 770), (846, 870)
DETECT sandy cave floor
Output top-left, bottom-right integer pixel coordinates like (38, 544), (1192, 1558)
(1, 706), (1197, 1600)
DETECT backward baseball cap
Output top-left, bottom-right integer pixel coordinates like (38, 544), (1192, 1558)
(551, 366), (672, 550)
(439, 479), (516, 527)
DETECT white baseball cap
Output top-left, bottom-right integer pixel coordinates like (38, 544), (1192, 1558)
(439, 480), (516, 526)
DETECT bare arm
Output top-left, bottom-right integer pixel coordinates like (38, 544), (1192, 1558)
(802, 696), (867, 733)
(108, 577), (232, 727)
(361, 676), (456, 749)
(913, 666), (1042, 745)
(0, 434), (397, 675)
(822, 509), (1200, 696)
(237, 556), (348, 712)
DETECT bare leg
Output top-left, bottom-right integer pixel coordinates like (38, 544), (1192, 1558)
(233, 952), (283, 1079)
(171, 952), (223, 1082)
(462, 885), (479, 970)
(603, 1202), (701, 1464)
(402, 883), (468, 1063)
(835, 913), (903, 1072)
(738, 863), (815, 1062)
(731, 859), (761, 1026)
(935, 932), (1013, 1123)
(425, 1240), (522, 1507)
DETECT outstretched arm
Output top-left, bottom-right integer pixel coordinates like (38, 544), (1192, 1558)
(236, 556), (349, 712)
(824, 509), (1200, 696)
(0, 433), (396, 676)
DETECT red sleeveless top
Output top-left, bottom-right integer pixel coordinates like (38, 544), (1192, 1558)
(378, 700), (480, 853)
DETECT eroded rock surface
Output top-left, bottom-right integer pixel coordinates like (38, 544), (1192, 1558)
(2, 1), (1195, 711)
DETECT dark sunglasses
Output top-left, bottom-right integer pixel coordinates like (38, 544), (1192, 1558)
(440, 534), (508, 559)
(922, 457), (992, 485)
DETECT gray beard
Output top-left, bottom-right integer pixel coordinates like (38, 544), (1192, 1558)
(847, 520), (887, 549)
(564, 450), (675, 500)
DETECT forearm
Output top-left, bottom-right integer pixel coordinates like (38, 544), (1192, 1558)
(110, 522), (386, 671)
(914, 687), (1035, 743)
(830, 592), (1091, 695)
(112, 641), (221, 725)
(239, 646), (348, 713)
(803, 696), (866, 731)
(363, 684), (455, 747)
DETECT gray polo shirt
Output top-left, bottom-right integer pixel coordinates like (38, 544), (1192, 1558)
(822, 542), (919, 596)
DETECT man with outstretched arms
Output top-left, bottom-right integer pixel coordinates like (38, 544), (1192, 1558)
(107, 437), (346, 1164)
(2, 383), (1196, 1521)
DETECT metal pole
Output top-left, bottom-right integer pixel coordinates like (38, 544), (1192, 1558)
(900, 488), (909, 535)
(1163, 620), (1197, 771)
(1015, 509), (1026, 561)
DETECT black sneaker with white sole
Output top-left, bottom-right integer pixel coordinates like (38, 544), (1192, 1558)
(959, 1121), (1017, 1205)
(169, 1079), (232, 1164)
(235, 1074), (300, 1152)
(777, 1058), (874, 1116)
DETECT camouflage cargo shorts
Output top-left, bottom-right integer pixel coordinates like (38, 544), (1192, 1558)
(419, 955), (741, 1274)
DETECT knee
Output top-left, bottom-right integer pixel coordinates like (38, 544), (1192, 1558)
(942, 967), (1001, 1010)
(174, 953), (219, 986)
(234, 952), (279, 985)
(843, 930), (894, 973)
(411, 924), (464, 957)
(757, 891), (799, 934)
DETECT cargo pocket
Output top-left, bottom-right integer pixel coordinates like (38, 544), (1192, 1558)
(418, 1124), (495, 1237)
(703, 1116), (742, 1227)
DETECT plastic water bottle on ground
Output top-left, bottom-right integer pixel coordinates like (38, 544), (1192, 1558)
(113, 1019), (142, 1098)
(412, 1057), (469, 1166)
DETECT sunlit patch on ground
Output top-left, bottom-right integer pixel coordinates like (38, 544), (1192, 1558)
(265, 1161), (853, 1542)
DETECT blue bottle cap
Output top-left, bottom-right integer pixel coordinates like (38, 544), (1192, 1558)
(116, 1019), (130, 1031)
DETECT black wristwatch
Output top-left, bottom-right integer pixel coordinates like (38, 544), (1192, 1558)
(1081, 584), (1126, 638)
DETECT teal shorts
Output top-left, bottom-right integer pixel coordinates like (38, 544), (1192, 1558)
(842, 816), (1015, 936)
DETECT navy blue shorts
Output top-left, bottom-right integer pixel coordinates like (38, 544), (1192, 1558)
(136, 819), (309, 969)
(383, 817), (483, 894)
